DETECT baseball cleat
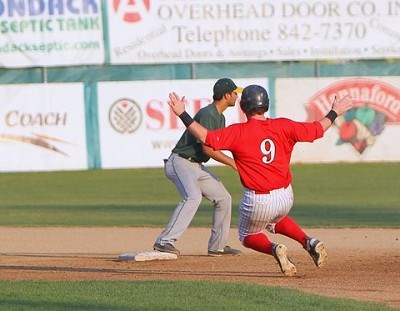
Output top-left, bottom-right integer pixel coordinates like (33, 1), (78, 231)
(208, 246), (242, 256)
(272, 244), (297, 277)
(306, 237), (328, 268)
(153, 242), (180, 255)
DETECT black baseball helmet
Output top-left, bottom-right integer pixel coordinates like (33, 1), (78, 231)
(240, 85), (269, 113)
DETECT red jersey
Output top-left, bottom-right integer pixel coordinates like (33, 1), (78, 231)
(205, 118), (324, 193)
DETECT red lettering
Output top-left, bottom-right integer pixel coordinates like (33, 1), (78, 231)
(169, 110), (181, 129)
(146, 98), (215, 130)
(146, 100), (164, 130)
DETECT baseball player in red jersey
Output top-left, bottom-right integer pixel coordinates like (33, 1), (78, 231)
(167, 85), (353, 276)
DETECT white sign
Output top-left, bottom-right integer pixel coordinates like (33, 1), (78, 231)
(97, 78), (268, 168)
(108, 0), (400, 64)
(0, 0), (104, 68)
(275, 77), (400, 163)
(0, 84), (88, 171)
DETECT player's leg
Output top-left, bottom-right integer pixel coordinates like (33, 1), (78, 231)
(265, 185), (300, 242)
(238, 188), (277, 253)
(242, 232), (273, 254)
(273, 216), (308, 247)
(264, 184), (327, 268)
(154, 154), (202, 254)
(238, 188), (296, 276)
(269, 216), (328, 267)
(239, 186), (293, 246)
(199, 166), (241, 255)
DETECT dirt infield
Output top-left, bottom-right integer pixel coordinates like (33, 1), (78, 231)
(0, 227), (399, 309)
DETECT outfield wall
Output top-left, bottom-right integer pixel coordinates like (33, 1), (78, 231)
(0, 75), (399, 171)
(1, 0), (400, 171)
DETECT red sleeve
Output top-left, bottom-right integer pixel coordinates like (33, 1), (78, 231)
(205, 124), (239, 151)
(284, 120), (324, 142)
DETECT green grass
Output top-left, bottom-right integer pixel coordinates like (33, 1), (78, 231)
(0, 164), (398, 310)
(0, 163), (398, 227)
(0, 280), (395, 311)
(290, 163), (400, 227)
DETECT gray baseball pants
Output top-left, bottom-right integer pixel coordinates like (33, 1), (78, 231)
(155, 153), (232, 252)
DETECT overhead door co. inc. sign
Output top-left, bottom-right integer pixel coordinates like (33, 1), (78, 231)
(108, 0), (400, 64)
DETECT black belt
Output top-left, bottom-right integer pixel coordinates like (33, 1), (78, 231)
(177, 153), (200, 163)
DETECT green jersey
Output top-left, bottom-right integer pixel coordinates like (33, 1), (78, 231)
(172, 103), (225, 163)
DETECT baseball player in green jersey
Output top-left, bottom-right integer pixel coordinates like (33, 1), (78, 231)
(153, 78), (243, 256)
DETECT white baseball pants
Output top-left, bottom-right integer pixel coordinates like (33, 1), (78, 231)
(238, 185), (294, 242)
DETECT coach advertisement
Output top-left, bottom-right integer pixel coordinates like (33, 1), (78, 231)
(0, 84), (88, 171)
(108, 0), (400, 64)
(97, 78), (268, 169)
(276, 77), (400, 163)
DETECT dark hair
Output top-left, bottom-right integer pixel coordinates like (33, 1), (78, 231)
(245, 106), (269, 116)
(213, 92), (226, 101)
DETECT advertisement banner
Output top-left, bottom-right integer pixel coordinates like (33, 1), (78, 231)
(0, 84), (88, 171)
(97, 78), (268, 168)
(108, 0), (400, 64)
(275, 77), (400, 163)
(0, 0), (104, 67)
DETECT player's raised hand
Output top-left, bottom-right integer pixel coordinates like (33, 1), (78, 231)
(320, 94), (354, 131)
(332, 95), (353, 116)
(168, 92), (186, 116)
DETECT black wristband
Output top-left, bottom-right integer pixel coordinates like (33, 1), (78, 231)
(326, 110), (338, 123)
(179, 111), (194, 127)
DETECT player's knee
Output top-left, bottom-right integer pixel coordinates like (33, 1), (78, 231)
(218, 198), (232, 211)
(220, 191), (232, 205)
(224, 195), (232, 207)
(184, 194), (202, 206)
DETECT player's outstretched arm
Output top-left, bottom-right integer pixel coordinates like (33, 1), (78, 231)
(319, 95), (353, 131)
(168, 92), (208, 144)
